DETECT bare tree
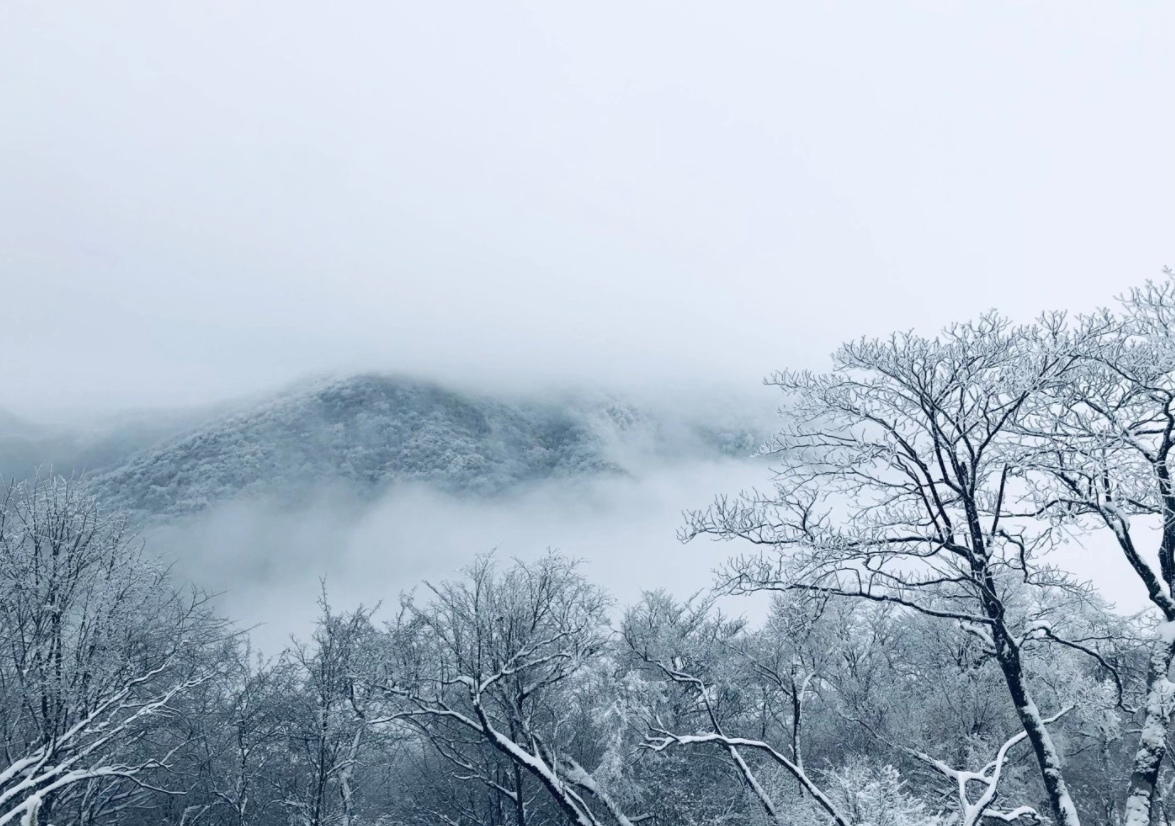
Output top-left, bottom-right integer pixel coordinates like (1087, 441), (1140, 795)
(378, 553), (639, 826)
(185, 645), (292, 826)
(283, 592), (380, 826)
(0, 477), (225, 826)
(1014, 269), (1175, 825)
(622, 591), (850, 826)
(683, 316), (1087, 825)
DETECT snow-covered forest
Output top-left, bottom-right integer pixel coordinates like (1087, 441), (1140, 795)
(8, 274), (1175, 826)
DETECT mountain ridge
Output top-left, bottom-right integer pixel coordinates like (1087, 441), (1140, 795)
(1, 374), (766, 520)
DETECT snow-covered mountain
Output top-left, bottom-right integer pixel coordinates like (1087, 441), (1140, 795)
(2, 375), (765, 520)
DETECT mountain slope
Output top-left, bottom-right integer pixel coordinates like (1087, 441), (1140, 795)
(84, 375), (762, 518)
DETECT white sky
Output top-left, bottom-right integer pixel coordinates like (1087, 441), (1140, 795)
(1, 1), (1172, 415)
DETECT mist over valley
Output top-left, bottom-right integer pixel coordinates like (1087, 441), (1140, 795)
(0, 372), (773, 651)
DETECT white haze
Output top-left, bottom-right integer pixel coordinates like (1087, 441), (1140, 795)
(150, 457), (766, 653)
(141, 451), (1164, 654)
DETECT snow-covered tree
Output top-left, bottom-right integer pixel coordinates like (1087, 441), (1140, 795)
(622, 591), (850, 825)
(683, 315), (1091, 824)
(0, 477), (225, 826)
(1008, 270), (1175, 826)
(377, 552), (638, 826)
(282, 593), (382, 826)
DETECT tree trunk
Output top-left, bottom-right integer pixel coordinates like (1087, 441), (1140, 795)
(790, 676), (804, 798)
(973, 545), (1081, 826)
(993, 632), (1081, 826)
(1124, 638), (1175, 826)
(512, 764), (526, 826)
(338, 725), (363, 826)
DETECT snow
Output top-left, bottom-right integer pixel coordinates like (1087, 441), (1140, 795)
(1159, 620), (1175, 645)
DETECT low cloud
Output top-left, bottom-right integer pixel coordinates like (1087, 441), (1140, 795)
(149, 456), (766, 653)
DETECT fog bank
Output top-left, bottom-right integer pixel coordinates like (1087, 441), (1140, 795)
(150, 457), (765, 652)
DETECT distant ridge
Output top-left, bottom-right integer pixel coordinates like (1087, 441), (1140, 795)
(23, 374), (764, 519)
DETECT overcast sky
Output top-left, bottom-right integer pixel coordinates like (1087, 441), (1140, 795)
(1, 1), (1172, 416)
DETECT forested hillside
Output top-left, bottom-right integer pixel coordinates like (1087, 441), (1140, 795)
(2, 375), (763, 519)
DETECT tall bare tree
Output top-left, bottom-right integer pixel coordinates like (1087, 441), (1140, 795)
(684, 315), (1088, 824)
(1015, 269), (1175, 825)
